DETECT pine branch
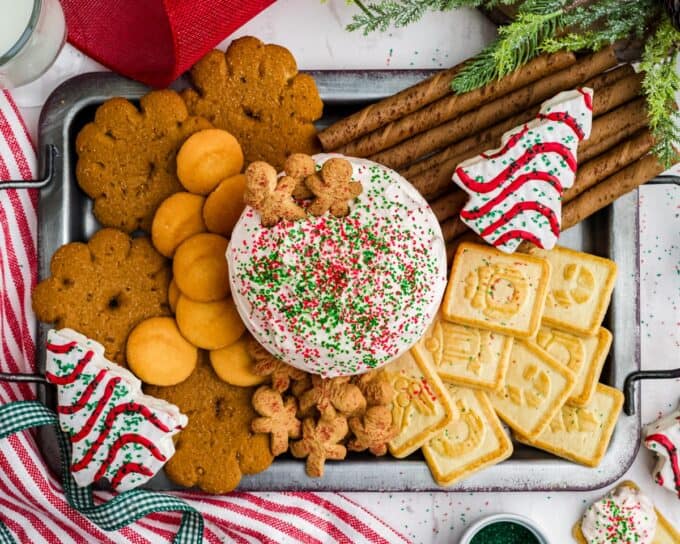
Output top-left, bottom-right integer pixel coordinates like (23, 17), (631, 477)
(640, 17), (680, 168)
(346, 0), (513, 35)
(452, 1), (568, 93)
(541, 0), (660, 52)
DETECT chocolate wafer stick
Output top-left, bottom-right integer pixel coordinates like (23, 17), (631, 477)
(446, 233), (481, 264)
(318, 51), (576, 152)
(369, 47), (620, 170)
(402, 65), (639, 182)
(401, 107), (538, 181)
(562, 153), (670, 229)
(563, 129), (654, 201)
(432, 191), (467, 222)
(580, 98), (648, 161)
(446, 151), (667, 256)
(441, 216), (468, 242)
(433, 128), (654, 225)
(337, 52), (577, 157)
(413, 80), (644, 201)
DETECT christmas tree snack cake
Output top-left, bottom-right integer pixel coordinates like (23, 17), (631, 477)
(452, 88), (593, 253)
(228, 153), (447, 377)
(46, 328), (187, 492)
(644, 403), (680, 499)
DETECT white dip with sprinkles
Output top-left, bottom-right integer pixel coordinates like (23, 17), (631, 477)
(228, 154), (447, 377)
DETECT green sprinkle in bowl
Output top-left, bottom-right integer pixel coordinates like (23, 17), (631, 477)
(460, 513), (550, 544)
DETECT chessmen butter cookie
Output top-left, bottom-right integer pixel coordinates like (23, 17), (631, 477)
(32, 228), (171, 366)
(76, 90), (212, 232)
(422, 384), (512, 487)
(383, 343), (454, 458)
(443, 242), (551, 339)
(516, 383), (623, 467)
(531, 325), (612, 407)
(490, 341), (575, 440)
(528, 246), (617, 336)
(182, 37), (323, 170)
(420, 314), (512, 393)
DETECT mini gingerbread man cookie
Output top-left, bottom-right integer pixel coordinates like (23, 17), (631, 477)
(244, 161), (306, 227)
(290, 414), (348, 477)
(251, 386), (301, 456)
(354, 370), (394, 406)
(305, 157), (362, 217)
(284, 153), (316, 200)
(248, 338), (307, 392)
(348, 405), (398, 457)
(299, 375), (366, 418)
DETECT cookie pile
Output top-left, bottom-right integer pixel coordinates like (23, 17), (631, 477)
(392, 241), (624, 486)
(248, 338), (399, 478)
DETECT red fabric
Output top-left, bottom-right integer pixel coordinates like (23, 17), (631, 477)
(59, 0), (276, 87)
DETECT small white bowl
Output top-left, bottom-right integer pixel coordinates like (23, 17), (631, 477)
(459, 513), (551, 544)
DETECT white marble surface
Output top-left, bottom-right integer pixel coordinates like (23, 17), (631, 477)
(10, 1), (680, 541)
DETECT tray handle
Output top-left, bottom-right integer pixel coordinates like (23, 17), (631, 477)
(0, 144), (58, 190)
(0, 372), (48, 385)
(624, 368), (680, 416)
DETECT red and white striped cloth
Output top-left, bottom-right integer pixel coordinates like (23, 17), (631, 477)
(0, 90), (411, 544)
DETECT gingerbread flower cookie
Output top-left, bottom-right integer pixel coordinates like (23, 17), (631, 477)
(145, 352), (273, 494)
(76, 90), (212, 232)
(32, 228), (171, 367)
(182, 37), (323, 169)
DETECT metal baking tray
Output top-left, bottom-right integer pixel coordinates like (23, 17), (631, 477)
(25, 71), (643, 492)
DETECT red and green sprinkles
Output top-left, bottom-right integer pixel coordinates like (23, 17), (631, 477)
(582, 488), (657, 544)
(229, 155), (447, 376)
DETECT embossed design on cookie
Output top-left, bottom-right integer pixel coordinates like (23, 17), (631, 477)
(548, 263), (595, 309)
(430, 399), (485, 457)
(391, 375), (436, 432)
(549, 405), (599, 433)
(464, 264), (528, 320)
(536, 328), (585, 373)
(427, 321), (495, 375)
(506, 364), (551, 408)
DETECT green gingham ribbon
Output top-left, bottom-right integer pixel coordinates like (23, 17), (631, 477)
(0, 401), (204, 543)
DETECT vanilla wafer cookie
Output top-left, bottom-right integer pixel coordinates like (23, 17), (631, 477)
(490, 341), (575, 440)
(516, 383), (623, 467)
(527, 246), (617, 336)
(423, 384), (512, 487)
(384, 344), (454, 458)
(443, 243), (551, 339)
(420, 314), (512, 392)
(532, 325), (612, 407)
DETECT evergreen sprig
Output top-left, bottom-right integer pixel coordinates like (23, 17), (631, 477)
(640, 18), (680, 166)
(346, 0), (680, 167)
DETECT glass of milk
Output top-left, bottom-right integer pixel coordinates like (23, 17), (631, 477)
(0, 0), (67, 89)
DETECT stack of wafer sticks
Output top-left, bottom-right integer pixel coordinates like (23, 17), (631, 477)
(318, 45), (675, 263)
